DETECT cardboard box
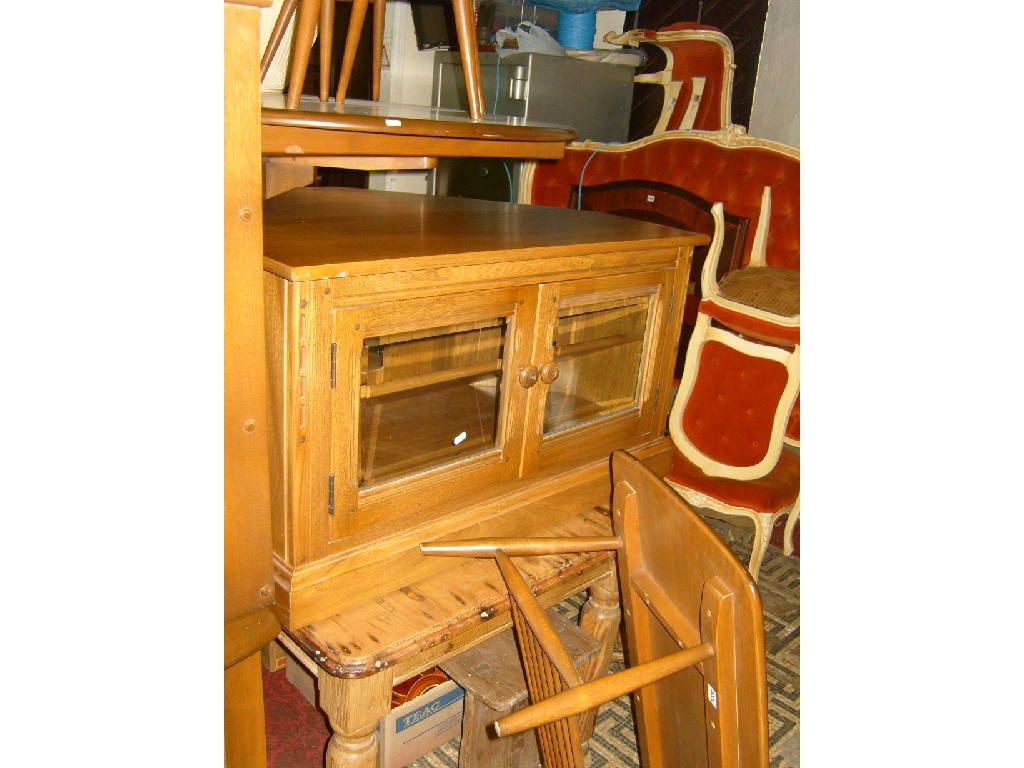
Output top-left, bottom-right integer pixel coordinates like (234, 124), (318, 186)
(261, 639), (288, 672)
(282, 657), (465, 768)
(378, 678), (465, 768)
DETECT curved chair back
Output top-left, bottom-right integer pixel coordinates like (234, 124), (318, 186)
(669, 313), (799, 480)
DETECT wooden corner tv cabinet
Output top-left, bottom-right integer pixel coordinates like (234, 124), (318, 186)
(262, 187), (706, 767)
(263, 186), (706, 632)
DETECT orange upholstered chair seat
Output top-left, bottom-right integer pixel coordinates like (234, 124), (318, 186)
(667, 446), (799, 516)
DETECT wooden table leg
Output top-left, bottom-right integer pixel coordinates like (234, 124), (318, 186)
(261, 0), (300, 81)
(319, 0), (335, 102)
(318, 666), (395, 768)
(287, 0), (323, 109)
(335, 0), (371, 102)
(449, 0), (485, 120)
(576, 568), (622, 743)
(370, 0), (385, 101)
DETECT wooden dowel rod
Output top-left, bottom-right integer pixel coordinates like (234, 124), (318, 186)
(493, 643), (715, 737)
(261, 0), (300, 80)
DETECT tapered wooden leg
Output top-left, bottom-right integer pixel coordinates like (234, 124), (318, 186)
(370, 0), (385, 100)
(261, 0), (300, 81)
(576, 569), (621, 742)
(286, 0), (322, 109)
(319, 0), (335, 101)
(318, 667), (394, 768)
(335, 0), (370, 103)
(224, 653), (269, 768)
(449, 0), (485, 119)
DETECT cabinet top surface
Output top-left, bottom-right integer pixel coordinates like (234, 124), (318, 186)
(263, 187), (708, 281)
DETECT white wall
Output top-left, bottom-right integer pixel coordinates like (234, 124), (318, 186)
(748, 0), (799, 148)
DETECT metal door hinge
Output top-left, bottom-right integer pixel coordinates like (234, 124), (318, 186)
(328, 473), (335, 516)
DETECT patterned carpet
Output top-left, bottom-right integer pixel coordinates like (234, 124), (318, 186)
(263, 518), (799, 768)
(408, 518), (800, 768)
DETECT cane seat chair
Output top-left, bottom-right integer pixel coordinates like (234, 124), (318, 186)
(699, 193), (801, 557)
(701, 190), (799, 345)
(665, 305), (800, 580)
(421, 450), (769, 768)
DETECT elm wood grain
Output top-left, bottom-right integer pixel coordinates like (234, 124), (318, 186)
(261, 96), (576, 159)
(225, 653), (271, 768)
(225, 4), (277, 768)
(262, 122), (573, 159)
(225, 0), (276, 634)
(284, 479), (618, 651)
(609, 450), (769, 768)
(262, 189), (703, 630)
(261, 187), (699, 282)
(284, 507), (621, 768)
(262, 189), (701, 768)
(424, 452), (769, 768)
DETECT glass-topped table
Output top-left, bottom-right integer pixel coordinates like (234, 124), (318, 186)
(261, 94), (578, 159)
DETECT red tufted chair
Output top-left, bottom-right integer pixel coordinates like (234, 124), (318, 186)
(664, 309), (799, 580)
(522, 131), (801, 554)
(605, 22), (736, 135)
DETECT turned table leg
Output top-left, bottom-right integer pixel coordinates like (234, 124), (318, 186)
(318, 667), (394, 768)
(576, 568), (622, 741)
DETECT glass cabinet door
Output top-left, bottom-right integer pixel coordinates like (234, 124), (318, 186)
(330, 288), (530, 540)
(358, 317), (507, 487)
(544, 293), (653, 435)
(532, 271), (673, 470)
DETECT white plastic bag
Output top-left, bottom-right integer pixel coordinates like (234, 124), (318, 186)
(495, 21), (565, 57)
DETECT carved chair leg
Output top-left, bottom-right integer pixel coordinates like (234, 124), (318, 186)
(783, 497), (800, 557)
(747, 514), (774, 583)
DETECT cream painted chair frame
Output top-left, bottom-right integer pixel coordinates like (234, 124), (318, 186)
(702, 192), (801, 336)
(701, 196), (801, 558)
(666, 312), (800, 578)
(669, 313), (799, 480)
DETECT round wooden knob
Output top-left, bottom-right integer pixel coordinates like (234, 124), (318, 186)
(518, 365), (539, 388)
(539, 361), (560, 384)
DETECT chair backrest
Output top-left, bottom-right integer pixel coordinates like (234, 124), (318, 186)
(495, 549), (588, 767)
(669, 312), (799, 480)
(607, 23), (735, 135)
(610, 449), (769, 768)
